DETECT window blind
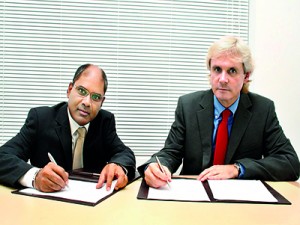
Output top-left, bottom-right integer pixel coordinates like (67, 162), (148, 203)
(0, 0), (249, 157)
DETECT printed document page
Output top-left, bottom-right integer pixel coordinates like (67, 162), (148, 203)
(19, 179), (117, 204)
(208, 180), (278, 202)
(148, 178), (210, 201)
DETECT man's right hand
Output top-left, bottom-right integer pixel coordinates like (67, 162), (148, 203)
(144, 163), (172, 188)
(34, 162), (69, 192)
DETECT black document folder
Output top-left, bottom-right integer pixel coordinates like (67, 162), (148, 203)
(137, 178), (291, 205)
(12, 170), (140, 206)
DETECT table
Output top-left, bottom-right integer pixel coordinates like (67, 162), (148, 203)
(1, 179), (300, 225)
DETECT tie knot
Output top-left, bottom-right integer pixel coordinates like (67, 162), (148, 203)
(222, 109), (231, 120)
(77, 127), (86, 138)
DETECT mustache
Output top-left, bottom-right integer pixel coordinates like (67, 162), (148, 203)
(78, 105), (90, 114)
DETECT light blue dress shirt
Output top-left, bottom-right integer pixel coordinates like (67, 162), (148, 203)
(212, 95), (239, 148)
(212, 95), (244, 178)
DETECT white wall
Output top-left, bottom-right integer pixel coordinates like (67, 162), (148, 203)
(249, 0), (300, 158)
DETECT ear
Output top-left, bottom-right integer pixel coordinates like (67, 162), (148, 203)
(244, 72), (250, 83)
(100, 97), (106, 107)
(67, 82), (73, 98)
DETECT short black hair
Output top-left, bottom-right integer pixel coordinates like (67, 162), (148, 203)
(72, 63), (108, 93)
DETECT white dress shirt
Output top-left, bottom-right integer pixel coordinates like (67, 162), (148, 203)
(18, 108), (89, 188)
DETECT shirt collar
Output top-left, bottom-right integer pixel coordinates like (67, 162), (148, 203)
(213, 95), (240, 119)
(67, 108), (90, 135)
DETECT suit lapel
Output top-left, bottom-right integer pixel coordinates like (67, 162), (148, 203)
(225, 93), (252, 163)
(196, 91), (214, 168)
(55, 104), (73, 170)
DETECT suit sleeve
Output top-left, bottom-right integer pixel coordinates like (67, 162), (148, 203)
(0, 108), (38, 187)
(105, 114), (136, 179)
(138, 97), (185, 176)
(238, 101), (300, 181)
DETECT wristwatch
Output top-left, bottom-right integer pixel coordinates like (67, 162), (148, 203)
(233, 163), (241, 177)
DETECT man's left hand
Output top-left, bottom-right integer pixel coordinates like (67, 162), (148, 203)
(197, 164), (239, 181)
(96, 163), (128, 191)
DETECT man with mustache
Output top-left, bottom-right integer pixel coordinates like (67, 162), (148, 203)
(0, 64), (136, 192)
(138, 36), (300, 188)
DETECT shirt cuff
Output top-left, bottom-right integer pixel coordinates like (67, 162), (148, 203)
(18, 167), (41, 188)
(238, 163), (245, 178)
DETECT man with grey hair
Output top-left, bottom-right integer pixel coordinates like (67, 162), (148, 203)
(138, 36), (300, 188)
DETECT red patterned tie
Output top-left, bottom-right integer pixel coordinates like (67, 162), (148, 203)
(213, 109), (231, 165)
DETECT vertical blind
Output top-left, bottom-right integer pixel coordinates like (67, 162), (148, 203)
(0, 0), (249, 156)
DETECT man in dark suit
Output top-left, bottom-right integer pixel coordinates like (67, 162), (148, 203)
(138, 36), (300, 188)
(0, 63), (136, 192)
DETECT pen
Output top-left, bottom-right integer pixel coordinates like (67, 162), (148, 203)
(47, 152), (70, 189)
(71, 170), (100, 177)
(47, 152), (57, 164)
(155, 156), (171, 189)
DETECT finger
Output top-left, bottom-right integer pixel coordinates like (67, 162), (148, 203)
(145, 174), (166, 188)
(48, 163), (69, 188)
(54, 172), (69, 187)
(145, 165), (169, 188)
(96, 164), (116, 190)
(114, 174), (128, 190)
(197, 167), (214, 181)
(202, 169), (223, 181)
(163, 166), (172, 181)
(144, 166), (158, 187)
(197, 168), (210, 181)
(96, 171), (106, 189)
(105, 168), (115, 191)
(150, 163), (169, 181)
(44, 164), (63, 184)
(199, 174), (209, 182)
(45, 177), (65, 191)
(35, 169), (63, 192)
(113, 166), (127, 190)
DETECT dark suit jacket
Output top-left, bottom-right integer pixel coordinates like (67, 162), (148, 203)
(138, 90), (300, 181)
(0, 102), (136, 187)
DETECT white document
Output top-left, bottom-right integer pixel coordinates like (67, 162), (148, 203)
(19, 179), (117, 204)
(208, 180), (278, 202)
(148, 179), (210, 201)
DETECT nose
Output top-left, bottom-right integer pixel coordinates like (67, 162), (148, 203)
(81, 94), (92, 106)
(219, 71), (228, 83)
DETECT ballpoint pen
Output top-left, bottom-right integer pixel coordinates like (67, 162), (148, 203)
(71, 170), (100, 177)
(155, 156), (171, 189)
(47, 152), (70, 189)
(47, 152), (57, 165)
